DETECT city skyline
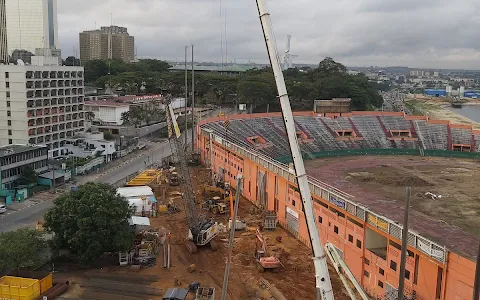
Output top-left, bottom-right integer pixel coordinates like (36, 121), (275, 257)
(56, 0), (480, 70)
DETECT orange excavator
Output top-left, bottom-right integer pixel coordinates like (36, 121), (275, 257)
(254, 228), (282, 272)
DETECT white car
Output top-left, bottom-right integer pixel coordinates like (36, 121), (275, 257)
(0, 204), (6, 214)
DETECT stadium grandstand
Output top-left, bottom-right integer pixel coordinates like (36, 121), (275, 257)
(197, 106), (478, 300)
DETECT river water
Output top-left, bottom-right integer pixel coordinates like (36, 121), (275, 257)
(446, 105), (480, 122)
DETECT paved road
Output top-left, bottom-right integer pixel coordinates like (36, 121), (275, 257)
(0, 131), (192, 232)
(0, 106), (226, 232)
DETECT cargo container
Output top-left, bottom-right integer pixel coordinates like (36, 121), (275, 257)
(7, 271), (53, 294)
(0, 276), (40, 300)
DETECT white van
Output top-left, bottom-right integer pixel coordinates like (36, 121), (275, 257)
(0, 204), (6, 214)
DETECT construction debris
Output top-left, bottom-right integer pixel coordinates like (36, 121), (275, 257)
(187, 264), (197, 273)
(263, 210), (278, 230)
(260, 278), (287, 300)
(195, 287), (215, 300)
(424, 192), (442, 200)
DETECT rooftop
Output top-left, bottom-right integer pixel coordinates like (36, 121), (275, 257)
(84, 100), (130, 107)
(0, 145), (47, 158)
(114, 94), (163, 103)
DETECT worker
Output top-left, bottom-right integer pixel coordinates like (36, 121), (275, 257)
(168, 232), (172, 244)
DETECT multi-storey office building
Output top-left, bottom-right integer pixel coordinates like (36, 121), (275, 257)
(0, 58), (85, 158)
(79, 26), (134, 63)
(0, 0), (58, 60)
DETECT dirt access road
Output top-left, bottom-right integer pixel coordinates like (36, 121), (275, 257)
(141, 166), (350, 299)
(66, 166), (350, 300)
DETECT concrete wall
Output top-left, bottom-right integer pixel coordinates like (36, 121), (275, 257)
(93, 122), (167, 138)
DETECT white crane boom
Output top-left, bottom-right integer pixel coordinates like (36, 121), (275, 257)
(255, 1), (335, 299)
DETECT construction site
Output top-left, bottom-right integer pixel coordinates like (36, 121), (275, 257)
(20, 164), (349, 300)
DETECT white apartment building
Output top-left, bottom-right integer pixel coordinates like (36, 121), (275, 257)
(1, 0), (58, 59)
(0, 58), (85, 158)
(84, 100), (130, 126)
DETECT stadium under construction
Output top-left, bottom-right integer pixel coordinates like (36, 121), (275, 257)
(197, 104), (478, 300)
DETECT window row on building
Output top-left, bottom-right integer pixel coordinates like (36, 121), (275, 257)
(25, 70), (84, 79)
(0, 148), (47, 166)
(26, 88), (84, 98)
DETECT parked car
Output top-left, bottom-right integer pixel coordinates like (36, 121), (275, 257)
(0, 204), (6, 214)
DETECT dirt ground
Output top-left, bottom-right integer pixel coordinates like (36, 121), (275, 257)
(305, 155), (480, 237)
(58, 166), (350, 300)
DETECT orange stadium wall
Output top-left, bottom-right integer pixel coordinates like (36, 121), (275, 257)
(196, 113), (477, 300)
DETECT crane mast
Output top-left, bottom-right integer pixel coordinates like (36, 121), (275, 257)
(165, 97), (200, 232)
(255, 1), (335, 299)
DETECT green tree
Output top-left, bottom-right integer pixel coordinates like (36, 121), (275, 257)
(120, 111), (131, 125)
(45, 182), (134, 264)
(83, 60), (109, 83)
(103, 131), (115, 141)
(237, 73), (276, 109)
(19, 166), (38, 185)
(0, 228), (48, 271)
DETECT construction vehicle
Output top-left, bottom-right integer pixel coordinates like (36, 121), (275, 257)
(200, 185), (227, 200)
(165, 99), (220, 254)
(202, 196), (227, 215)
(254, 228), (282, 273)
(168, 171), (180, 186)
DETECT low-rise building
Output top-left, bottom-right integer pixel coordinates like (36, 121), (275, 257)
(64, 132), (116, 162)
(84, 100), (130, 125)
(114, 94), (163, 109)
(0, 144), (48, 189)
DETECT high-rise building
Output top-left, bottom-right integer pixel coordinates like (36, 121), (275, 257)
(0, 0), (8, 63)
(0, 57), (85, 158)
(79, 26), (135, 63)
(0, 0), (59, 61)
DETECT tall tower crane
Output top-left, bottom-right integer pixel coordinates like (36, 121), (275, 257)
(255, 1), (334, 299)
(165, 97), (220, 254)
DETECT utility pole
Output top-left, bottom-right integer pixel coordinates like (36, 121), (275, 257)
(221, 175), (243, 300)
(398, 187), (412, 300)
(184, 46), (188, 148)
(474, 240), (480, 300)
(191, 44), (195, 152)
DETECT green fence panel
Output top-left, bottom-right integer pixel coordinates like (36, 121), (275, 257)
(274, 148), (480, 163)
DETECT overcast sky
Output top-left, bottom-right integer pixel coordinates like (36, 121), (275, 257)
(58, 0), (480, 69)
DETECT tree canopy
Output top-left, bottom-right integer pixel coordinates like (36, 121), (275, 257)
(0, 228), (48, 271)
(84, 57), (382, 111)
(19, 166), (38, 185)
(44, 182), (134, 264)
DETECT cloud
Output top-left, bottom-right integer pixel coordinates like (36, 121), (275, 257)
(57, 0), (480, 69)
